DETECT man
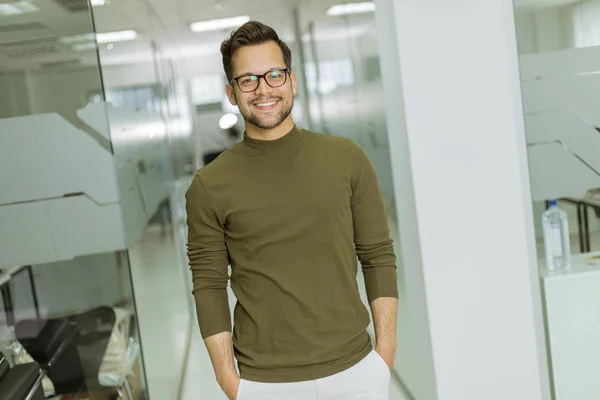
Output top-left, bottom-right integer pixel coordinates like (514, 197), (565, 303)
(186, 21), (398, 400)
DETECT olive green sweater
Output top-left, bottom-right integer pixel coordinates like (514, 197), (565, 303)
(185, 126), (398, 383)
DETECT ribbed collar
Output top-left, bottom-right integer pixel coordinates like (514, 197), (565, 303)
(242, 125), (303, 153)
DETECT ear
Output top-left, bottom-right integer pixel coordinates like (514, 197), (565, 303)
(225, 84), (238, 106)
(290, 71), (298, 96)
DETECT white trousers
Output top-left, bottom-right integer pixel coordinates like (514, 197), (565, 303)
(236, 351), (391, 400)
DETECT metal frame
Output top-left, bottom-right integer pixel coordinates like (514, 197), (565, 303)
(23, 367), (45, 400)
(0, 265), (41, 327)
(560, 198), (597, 253)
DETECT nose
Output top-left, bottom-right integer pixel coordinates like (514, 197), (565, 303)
(254, 76), (272, 96)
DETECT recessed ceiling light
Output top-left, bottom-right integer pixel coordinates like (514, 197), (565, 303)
(190, 16), (250, 33)
(59, 33), (95, 45)
(91, 0), (107, 6)
(96, 30), (137, 43)
(0, 1), (39, 16)
(60, 30), (137, 47)
(326, 2), (375, 16)
(72, 42), (98, 52)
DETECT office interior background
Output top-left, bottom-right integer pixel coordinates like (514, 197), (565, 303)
(0, 0), (599, 399)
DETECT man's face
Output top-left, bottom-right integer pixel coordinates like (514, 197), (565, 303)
(226, 41), (297, 130)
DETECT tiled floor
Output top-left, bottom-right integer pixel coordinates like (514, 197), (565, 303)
(129, 223), (193, 400)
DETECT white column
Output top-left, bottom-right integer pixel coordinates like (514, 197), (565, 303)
(374, 1), (552, 399)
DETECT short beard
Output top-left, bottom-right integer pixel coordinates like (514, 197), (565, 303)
(240, 97), (294, 130)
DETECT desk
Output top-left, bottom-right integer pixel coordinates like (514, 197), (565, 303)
(0, 265), (41, 326)
(541, 252), (600, 399)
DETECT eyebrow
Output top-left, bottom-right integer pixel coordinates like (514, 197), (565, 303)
(236, 67), (286, 77)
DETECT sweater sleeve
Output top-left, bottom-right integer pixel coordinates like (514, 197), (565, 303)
(350, 143), (399, 302)
(185, 175), (232, 338)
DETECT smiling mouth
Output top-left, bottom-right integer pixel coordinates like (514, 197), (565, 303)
(253, 100), (279, 110)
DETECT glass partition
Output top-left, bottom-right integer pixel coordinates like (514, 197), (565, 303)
(513, 1), (600, 398)
(0, 0), (147, 398)
(90, 2), (195, 399)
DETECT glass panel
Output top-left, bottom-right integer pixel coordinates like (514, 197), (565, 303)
(0, 0), (148, 398)
(513, 1), (600, 398)
(91, 1), (195, 399)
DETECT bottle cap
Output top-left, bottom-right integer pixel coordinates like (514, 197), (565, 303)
(549, 200), (557, 207)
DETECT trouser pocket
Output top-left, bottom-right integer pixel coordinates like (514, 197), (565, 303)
(235, 379), (247, 400)
(372, 350), (392, 378)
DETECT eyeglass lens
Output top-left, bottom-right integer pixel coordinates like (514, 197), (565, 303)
(237, 69), (287, 92)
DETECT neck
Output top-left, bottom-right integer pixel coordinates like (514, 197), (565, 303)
(245, 115), (295, 141)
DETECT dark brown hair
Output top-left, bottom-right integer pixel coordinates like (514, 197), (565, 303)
(221, 21), (292, 82)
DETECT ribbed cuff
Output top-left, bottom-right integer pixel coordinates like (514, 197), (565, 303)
(364, 267), (399, 303)
(193, 289), (232, 338)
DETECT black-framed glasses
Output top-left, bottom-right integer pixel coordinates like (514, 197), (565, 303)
(230, 68), (290, 92)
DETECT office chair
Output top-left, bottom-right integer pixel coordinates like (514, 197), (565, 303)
(0, 356), (45, 400)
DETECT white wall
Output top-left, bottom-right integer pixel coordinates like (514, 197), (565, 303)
(515, 12), (538, 54)
(101, 62), (159, 88)
(572, 0), (600, 47)
(515, 7), (573, 54)
(536, 8), (570, 52)
(28, 67), (102, 119)
(0, 72), (32, 119)
(512, 0), (600, 54)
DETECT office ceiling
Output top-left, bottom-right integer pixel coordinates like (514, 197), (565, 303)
(0, 0), (375, 71)
(0, 0), (582, 72)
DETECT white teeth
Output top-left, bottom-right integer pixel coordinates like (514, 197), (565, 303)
(257, 101), (276, 107)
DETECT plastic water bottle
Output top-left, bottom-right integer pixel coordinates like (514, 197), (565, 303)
(542, 200), (572, 270)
